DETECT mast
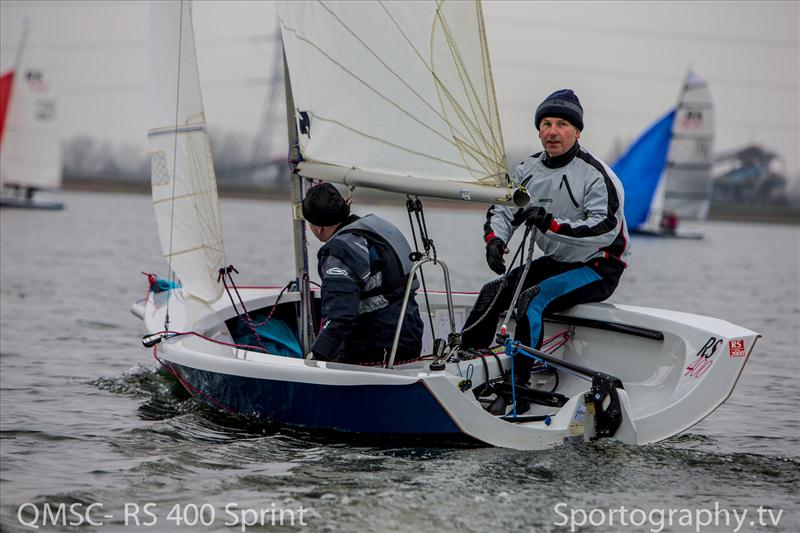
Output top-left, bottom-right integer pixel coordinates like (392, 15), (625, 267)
(283, 47), (313, 354)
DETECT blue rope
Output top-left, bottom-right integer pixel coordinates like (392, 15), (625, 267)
(505, 339), (591, 383)
(503, 338), (591, 420)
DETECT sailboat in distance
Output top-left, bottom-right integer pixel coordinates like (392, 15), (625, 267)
(132, 2), (757, 450)
(0, 21), (63, 210)
(613, 71), (715, 238)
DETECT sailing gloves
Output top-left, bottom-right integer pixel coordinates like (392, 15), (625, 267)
(486, 207), (553, 274)
(523, 206), (553, 233)
(485, 237), (508, 275)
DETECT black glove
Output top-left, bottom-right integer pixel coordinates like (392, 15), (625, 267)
(523, 206), (553, 233)
(485, 237), (508, 275)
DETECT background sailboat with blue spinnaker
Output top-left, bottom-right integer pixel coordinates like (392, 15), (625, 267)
(613, 71), (714, 238)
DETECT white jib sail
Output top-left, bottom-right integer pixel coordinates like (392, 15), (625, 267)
(279, 0), (515, 204)
(148, 0), (226, 304)
(663, 70), (715, 220)
(0, 23), (61, 190)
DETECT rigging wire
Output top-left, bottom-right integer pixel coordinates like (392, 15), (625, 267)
(163, 0), (186, 332)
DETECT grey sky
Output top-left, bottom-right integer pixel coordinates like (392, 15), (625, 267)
(1, 1), (798, 180)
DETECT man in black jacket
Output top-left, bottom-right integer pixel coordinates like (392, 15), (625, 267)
(303, 183), (424, 365)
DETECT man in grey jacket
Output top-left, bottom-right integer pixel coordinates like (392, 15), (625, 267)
(462, 89), (630, 388)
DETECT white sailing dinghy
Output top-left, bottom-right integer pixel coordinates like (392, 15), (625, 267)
(0, 21), (63, 210)
(613, 71), (715, 239)
(132, 1), (757, 450)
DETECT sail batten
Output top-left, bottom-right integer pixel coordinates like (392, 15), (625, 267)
(301, 109), (492, 175)
(279, 1), (513, 203)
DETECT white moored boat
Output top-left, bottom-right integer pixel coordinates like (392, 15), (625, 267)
(132, 0), (757, 450)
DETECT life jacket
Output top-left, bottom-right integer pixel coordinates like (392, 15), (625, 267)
(337, 214), (419, 313)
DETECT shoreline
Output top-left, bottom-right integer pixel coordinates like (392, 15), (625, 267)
(61, 177), (800, 223)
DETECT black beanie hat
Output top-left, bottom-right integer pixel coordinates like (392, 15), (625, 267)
(302, 183), (350, 226)
(534, 89), (584, 131)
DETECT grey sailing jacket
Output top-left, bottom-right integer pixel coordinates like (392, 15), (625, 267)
(484, 144), (630, 265)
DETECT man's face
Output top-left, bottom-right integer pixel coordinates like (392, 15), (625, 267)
(538, 117), (580, 157)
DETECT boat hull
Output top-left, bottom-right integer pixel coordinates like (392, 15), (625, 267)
(0, 194), (63, 210)
(631, 227), (704, 239)
(164, 360), (464, 436)
(132, 286), (757, 450)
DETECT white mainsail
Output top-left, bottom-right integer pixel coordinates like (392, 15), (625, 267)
(279, 1), (517, 204)
(0, 23), (61, 191)
(662, 71), (715, 220)
(148, 0), (226, 304)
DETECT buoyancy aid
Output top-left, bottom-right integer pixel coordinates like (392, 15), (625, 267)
(333, 214), (419, 313)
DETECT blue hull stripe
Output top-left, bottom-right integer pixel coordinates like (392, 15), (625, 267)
(527, 266), (602, 345)
(171, 363), (463, 435)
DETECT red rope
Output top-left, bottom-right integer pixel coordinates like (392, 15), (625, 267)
(217, 268), (296, 349)
(544, 336), (570, 354)
(218, 265), (274, 353)
(151, 329), (272, 354)
(249, 282), (292, 328)
(541, 328), (571, 348)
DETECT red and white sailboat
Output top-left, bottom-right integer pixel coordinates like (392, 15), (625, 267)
(0, 21), (63, 210)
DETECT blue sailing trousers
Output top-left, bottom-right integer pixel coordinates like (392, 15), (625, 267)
(461, 256), (624, 375)
(526, 266), (601, 349)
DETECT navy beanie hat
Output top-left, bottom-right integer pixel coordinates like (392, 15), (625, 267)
(302, 183), (350, 226)
(535, 89), (584, 131)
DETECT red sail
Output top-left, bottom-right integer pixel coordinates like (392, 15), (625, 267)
(0, 70), (14, 146)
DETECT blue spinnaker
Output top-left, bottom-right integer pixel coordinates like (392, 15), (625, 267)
(612, 109), (676, 228)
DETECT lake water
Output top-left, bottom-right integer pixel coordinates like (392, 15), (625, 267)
(1, 190), (798, 532)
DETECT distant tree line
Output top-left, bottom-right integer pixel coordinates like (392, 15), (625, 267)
(62, 129), (286, 185)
